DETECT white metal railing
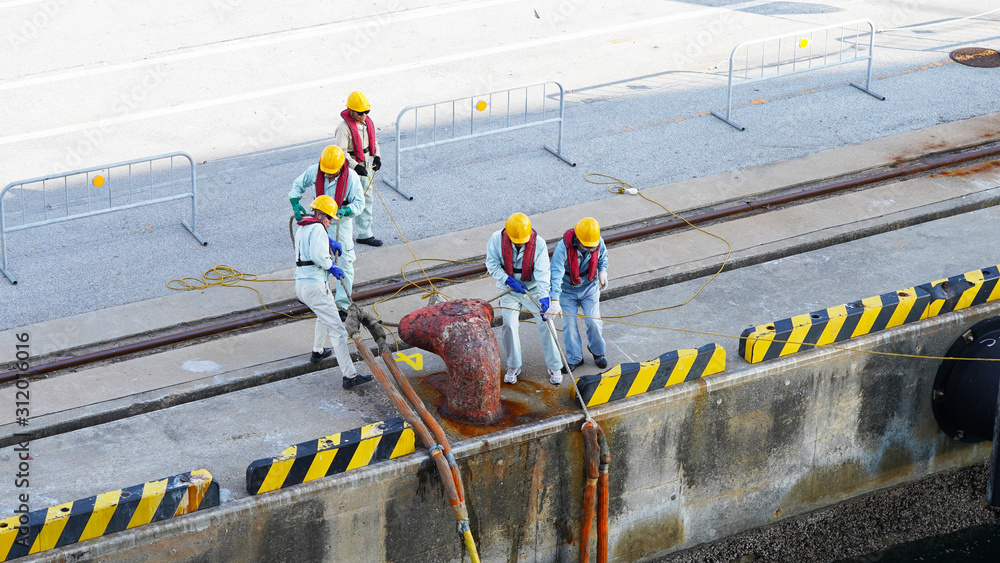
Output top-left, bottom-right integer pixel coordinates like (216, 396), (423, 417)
(383, 81), (576, 200)
(0, 152), (207, 284)
(711, 20), (885, 131)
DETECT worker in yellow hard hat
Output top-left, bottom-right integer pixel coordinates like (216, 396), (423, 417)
(485, 213), (563, 386)
(549, 217), (609, 373)
(288, 145), (365, 314)
(334, 90), (383, 247)
(293, 195), (373, 389)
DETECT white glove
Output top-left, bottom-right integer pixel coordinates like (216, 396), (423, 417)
(598, 271), (608, 289)
(544, 300), (561, 320)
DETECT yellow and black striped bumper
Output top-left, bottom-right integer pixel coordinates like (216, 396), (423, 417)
(739, 265), (1000, 363)
(0, 469), (218, 561)
(246, 418), (416, 495)
(574, 343), (726, 407)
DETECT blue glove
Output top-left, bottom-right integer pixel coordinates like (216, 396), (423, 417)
(337, 207), (353, 218)
(328, 237), (343, 257)
(328, 265), (345, 280)
(539, 297), (550, 320)
(505, 276), (527, 294)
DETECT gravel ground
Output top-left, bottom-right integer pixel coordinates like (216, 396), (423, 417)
(651, 462), (1000, 563)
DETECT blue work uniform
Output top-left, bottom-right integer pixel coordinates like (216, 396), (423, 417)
(289, 164), (365, 309)
(485, 230), (562, 372)
(550, 238), (609, 365)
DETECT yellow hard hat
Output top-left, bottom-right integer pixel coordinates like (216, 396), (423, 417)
(310, 195), (338, 218)
(505, 213), (532, 244)
(346, 91), (371, 113)
(319, 145), (345, 174)
(575, 217), (600, 247)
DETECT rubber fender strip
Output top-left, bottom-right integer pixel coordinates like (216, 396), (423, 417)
(574, 343), (725, 408)
(0, 469), (218, 561)
(246, 417), (416, 495)
(739, 265), (1000, 363)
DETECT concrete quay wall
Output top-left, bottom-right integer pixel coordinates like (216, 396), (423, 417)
(26, 302), (999, 562)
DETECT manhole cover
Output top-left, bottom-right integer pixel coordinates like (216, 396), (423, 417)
(950, 47), (1000, 68)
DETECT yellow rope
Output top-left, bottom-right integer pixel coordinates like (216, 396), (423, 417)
(595, 313), (1000, 362)
(167, 265), (315, 319)
(583, 173), (733, 318)
(165, 172), (995, 364)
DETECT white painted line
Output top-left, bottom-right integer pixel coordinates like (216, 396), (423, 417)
(0, 0), (522, 92)
(0, 0), (774, 146)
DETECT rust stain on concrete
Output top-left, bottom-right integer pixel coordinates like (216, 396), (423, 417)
(613, 514), (684, 562)
(782, 460), (868, 507)
(930, 160), (1000, 178)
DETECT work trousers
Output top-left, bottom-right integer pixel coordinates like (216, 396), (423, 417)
(559, 281), (605, 364)
(327, 218), (356, 309)
(354, 157), (376, 240)
(296, 282), (357, 380)
(499, 291), (563, 372)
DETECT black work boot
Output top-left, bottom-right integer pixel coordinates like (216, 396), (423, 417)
(343, 373), (374, 389)
(589, 347), (608, 369)
(356, 236), (383, 247)
(310, 348), (333, 364)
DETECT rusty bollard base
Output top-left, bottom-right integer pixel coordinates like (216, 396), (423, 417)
(398, 299), (502, 424)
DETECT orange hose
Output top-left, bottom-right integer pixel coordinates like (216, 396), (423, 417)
(353, 336), (479, 561)
(597, 425), (610, 563)
(597, 472), (609, 562)
(581, 421), (600, 562)
(381, 349), (466, 503)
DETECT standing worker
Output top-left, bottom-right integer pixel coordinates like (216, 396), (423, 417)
(485, 213), (564, 385)
(335, 90), (383, 247)
(293, 195), (373, 389)
(289, 145), (365, 315)
(549, 217), (609, 372)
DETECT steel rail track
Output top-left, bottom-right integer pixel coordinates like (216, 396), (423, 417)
(4, 143), (1000, 384)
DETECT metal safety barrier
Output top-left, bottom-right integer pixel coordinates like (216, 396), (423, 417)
(711, 20), (885, 131)
(383, 81), (576, 200)
(0, 152), (207, 284)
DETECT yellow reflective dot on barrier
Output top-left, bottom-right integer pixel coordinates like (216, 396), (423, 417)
(476, 100), (487, 111)
(92, 175), (106, 187)
(395, 352), (423, 370)
(799, 38), (809, 48)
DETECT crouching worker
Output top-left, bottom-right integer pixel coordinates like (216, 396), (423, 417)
(486, 212), (564, 386)
(549, 217), (609, 373)
(294, 195), (373, 389)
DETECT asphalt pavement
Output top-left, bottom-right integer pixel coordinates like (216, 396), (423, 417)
(1, 1), (998, 328)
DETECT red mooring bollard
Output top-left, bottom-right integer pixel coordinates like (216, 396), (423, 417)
(398, 299), (502, 424)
